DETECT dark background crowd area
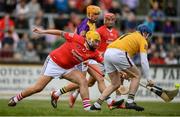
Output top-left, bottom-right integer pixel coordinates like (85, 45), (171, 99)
(0, 0), (180, 65)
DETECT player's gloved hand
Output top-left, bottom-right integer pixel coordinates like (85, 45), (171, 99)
(146, 79), (155, 87)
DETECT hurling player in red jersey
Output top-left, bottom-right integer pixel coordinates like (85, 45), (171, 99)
(8, 28), (102, 111)
(49, 7), (114, 109)
(50, 13), (124, 109)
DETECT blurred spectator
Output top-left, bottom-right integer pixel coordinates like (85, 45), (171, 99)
(165, 51), (178, 65)
(54, 13), (69, 30)
(98, 1), (108, 21)
(23, 41), (40, 61)
(100, 0), (112, 10)
(0, 43), (14, 60)
(68, 0), (81, 14)
(125, 12), (137, 32)
(163, 19), (175, 34)
(64, 12), (81, 32)
(3, 28), (19, 49)
(15, 13), (29, 29)
(27, 0), (41, 17)
(154, 36), (167, 58)
(15, 0), (29, 16)
(120, 5), (133, 31)
(0, 0), (5, 12)
(150, 0), (164, 9)
(75, 0), (92, 13)
(31, 10), (48, 29)
(44, 24), (58, 52)
(163, 19), (176, 42)
(2, 30), (14, 48)
(121, 0), (139, 13)
(165, 1), (177, 17)
(43, 0), (57, 13)
(30, 11), (49, 61)
(148, 2), (164, 31)
(16, 33), (29, 55)
(54, 0), (69, 14)
(0, 13), (15, 42)
(149, 51), (165, 65)
(108, 0), (121, 16)
(143, 15), (155, 32)
(166, 36), (180, 55)
(148, 43), (157, 59)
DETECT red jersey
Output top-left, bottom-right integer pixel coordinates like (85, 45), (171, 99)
(50, 33), (103, 69)
(0, 17), (15, 40)
(96, 25), (119, 53)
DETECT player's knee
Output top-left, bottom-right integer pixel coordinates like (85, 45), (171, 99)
(79, 78), (88, 86)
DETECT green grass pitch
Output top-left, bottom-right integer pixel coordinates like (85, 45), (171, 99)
(0, 99), (180, 116)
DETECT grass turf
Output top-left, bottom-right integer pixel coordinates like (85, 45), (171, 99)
(0, 99), (180, 116)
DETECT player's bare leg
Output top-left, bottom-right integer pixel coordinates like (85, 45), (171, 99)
(115, 78), (126, 108)
(69, 75), (96, 108)
(91, 70), (123, 110)
(122, 66), (144, 111)
(52, 72), (86, 108)
(8, 75), (52, 106)
(115, 78), (125, 101)
(87, 64), (114, 108)
(62, 70), (91, 111)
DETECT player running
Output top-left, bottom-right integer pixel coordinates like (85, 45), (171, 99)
(8, 28), (102, 111)
(90, 24), (155, 111)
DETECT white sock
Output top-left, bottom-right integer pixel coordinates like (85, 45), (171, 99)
(106, 97), (113, 105)
(115, 95), (123, 102)
(13, 97), (18, 103)
(14, 93), (23, 103)
(72, 90), (79, 98)
(94, 102), (101, 108)
(54, 89), (61, 96)
(127, 99), (133, 103)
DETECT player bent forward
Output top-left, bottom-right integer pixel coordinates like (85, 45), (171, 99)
(90, 24), (155, 111)
(8, 28), (102, 111)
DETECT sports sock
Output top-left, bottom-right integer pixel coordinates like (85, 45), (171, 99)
(83, 98), (91, 110)
(54, 87), (67, 96)
(105, 96), (113, 105)
(127, 94), (135, 103)
(14, 92), (23, 103)
(115, 95), (123, 102)
(94, 102), (101, 108)
(72, 89), (80, 98)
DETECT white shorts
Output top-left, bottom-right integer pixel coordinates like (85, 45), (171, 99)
(104, 48), (134, 73)
(41, 56), (75, 79)
(74, 59), (105, 73)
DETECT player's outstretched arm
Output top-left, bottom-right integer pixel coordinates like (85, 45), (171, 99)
(140, 53), (155, 87)
(33, 27), (66, 36)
